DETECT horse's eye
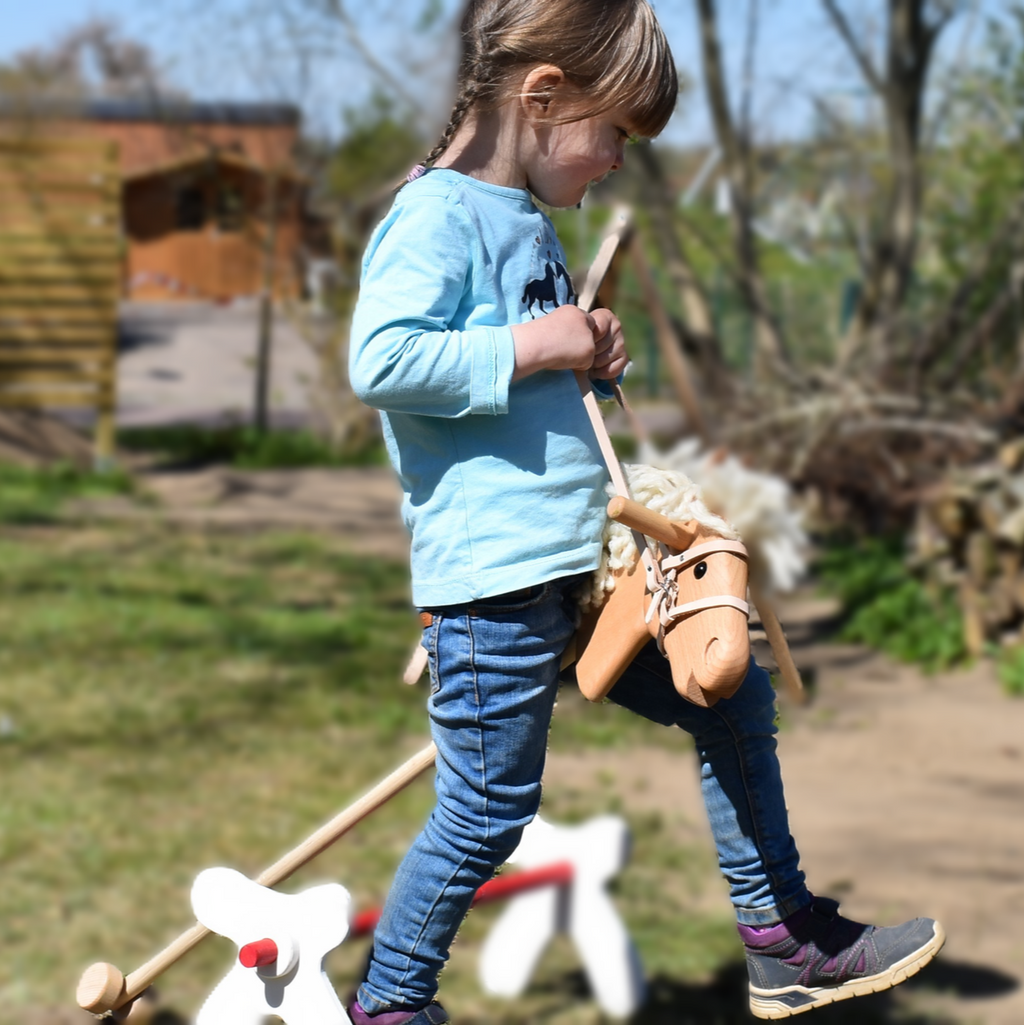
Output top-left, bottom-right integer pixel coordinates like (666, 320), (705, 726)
(694, 561), (708, 580)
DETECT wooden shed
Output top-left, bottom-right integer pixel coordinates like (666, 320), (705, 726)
(1, 98), (309, 302)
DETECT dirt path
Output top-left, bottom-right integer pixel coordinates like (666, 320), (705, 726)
(547, 624), (1024, 1025)
(65, 469), (1024, 1023)
(71, 466), (410, 559)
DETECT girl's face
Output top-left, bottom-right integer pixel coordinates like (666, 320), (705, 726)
(524, 106), (634, 209)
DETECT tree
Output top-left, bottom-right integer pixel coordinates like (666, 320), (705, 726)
(913, 3), (1024, 387)
(694, 0), (789, 381)
(821, 0), (961, 371)
(0, 18), (165, 100)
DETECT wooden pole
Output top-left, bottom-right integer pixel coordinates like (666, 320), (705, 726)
(254, 169), (280, 435)
(749, 583), (805, 704)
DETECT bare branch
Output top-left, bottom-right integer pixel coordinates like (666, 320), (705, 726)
(320, 0), (429, 117)
(838, 417), (997, 444)
(738, 0), (760, 146)
(819, 0), (886, 95)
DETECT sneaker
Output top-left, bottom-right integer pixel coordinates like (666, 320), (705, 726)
(349, 1000), (450, 1025)
(740, 896), (945, 1019)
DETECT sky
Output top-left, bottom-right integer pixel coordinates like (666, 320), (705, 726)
(0, 0), (1012, 147)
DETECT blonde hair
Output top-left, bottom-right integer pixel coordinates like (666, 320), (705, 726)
(423, 0), (678, 167)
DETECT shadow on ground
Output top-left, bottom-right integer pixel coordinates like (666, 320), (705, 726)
(637, 957), (1019, 1024)
(30, 956), (1017, 1024)
(462, 956), (1019, 1024)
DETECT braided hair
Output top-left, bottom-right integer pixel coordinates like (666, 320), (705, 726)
(405, 0), (678, 182)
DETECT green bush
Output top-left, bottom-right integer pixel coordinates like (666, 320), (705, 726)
(816, 536), (966, 671)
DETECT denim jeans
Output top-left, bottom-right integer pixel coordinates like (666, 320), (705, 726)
(357, 574), (810, 1013)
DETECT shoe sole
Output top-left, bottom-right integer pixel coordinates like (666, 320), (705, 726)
(748, 920), (946, 1020)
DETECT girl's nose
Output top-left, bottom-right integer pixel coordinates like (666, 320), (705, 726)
(611, 143), (625, 172)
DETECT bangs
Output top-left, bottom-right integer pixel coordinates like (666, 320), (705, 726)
(557, 0), (676, 138)
(589, 4), (678, 138)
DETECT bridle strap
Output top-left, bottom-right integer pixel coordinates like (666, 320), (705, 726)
(664, 594), (751, 620)
(643, 541), (751, 651)
(660, 539), (749, 572)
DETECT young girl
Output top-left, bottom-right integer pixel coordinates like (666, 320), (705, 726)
(347, 1), (944, 1020)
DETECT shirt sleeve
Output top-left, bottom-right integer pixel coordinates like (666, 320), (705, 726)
(349, 196), (516, 418)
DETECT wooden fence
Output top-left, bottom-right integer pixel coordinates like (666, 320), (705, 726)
(0, 136), (121, 463)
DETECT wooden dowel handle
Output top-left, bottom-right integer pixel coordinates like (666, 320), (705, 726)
(607, 496), (699, 551)
(750, 584), (805, 703)
(124, 922), (211, 1006)
(82, 742), (438, 1012)
(576, 207), (631, 314)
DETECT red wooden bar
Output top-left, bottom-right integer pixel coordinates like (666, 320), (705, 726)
(347, 861), (575, 940)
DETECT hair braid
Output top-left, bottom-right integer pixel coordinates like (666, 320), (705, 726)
(422, 81), (479, 167)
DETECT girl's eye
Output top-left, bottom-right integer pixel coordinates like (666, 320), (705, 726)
(694, 562), (708, 580)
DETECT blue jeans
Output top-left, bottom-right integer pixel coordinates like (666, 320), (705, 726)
(357, 575), (810, 1013)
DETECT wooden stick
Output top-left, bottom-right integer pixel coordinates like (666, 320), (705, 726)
(749, 583), (805, 704)
(574, 206), (635, 499)
(576, 206), (632, 313)
(78, 742), (438, 1014)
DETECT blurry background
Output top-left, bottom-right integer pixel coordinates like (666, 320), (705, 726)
(2, 1), (1024, 1023)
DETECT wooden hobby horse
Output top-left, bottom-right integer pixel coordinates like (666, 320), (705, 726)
(565, 208), (801, 708)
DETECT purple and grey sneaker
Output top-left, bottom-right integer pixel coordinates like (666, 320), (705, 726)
(349, 1000), (450, 1025)
(739, 896), (945, 1019)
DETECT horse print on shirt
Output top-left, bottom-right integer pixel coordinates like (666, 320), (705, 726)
(522, 249), (574, 318)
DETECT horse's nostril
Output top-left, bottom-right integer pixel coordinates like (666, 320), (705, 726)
(704, 637), (719, 664)
(694, 561), (708, 580)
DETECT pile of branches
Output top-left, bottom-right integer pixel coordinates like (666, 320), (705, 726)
(716, 372), (1011, 537)
(910, 439), (1024, 655)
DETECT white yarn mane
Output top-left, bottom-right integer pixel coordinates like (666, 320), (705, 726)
(639, 438), (808, 595)
(581, 444), (808, 611)
(581, 462), (739, 611)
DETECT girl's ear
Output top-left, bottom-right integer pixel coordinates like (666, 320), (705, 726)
(519, 64), (569, 124)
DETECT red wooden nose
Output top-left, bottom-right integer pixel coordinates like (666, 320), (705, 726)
(239, 937), (278, 968)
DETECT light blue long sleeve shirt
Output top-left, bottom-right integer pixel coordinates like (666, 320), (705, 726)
(349, 168), (609, 607)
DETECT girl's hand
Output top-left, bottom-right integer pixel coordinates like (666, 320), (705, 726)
(588, 308), (628, 381)
(511, 305), (601, 380)
(511, 305), (629, 381)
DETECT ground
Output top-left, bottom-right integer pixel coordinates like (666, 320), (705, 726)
(52, 465), (1024, 1025)
(117, 301), (320, 429)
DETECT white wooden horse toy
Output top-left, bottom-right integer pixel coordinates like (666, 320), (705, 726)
(479, 814), (644, 1019)
(191, 867), (352, 1025)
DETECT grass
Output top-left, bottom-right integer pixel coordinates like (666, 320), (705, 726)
(0, 462), (134, 526)
(997, 644), (1024, 697)
(117, 424), (389, 470)
(0, 520), (750, 1024)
